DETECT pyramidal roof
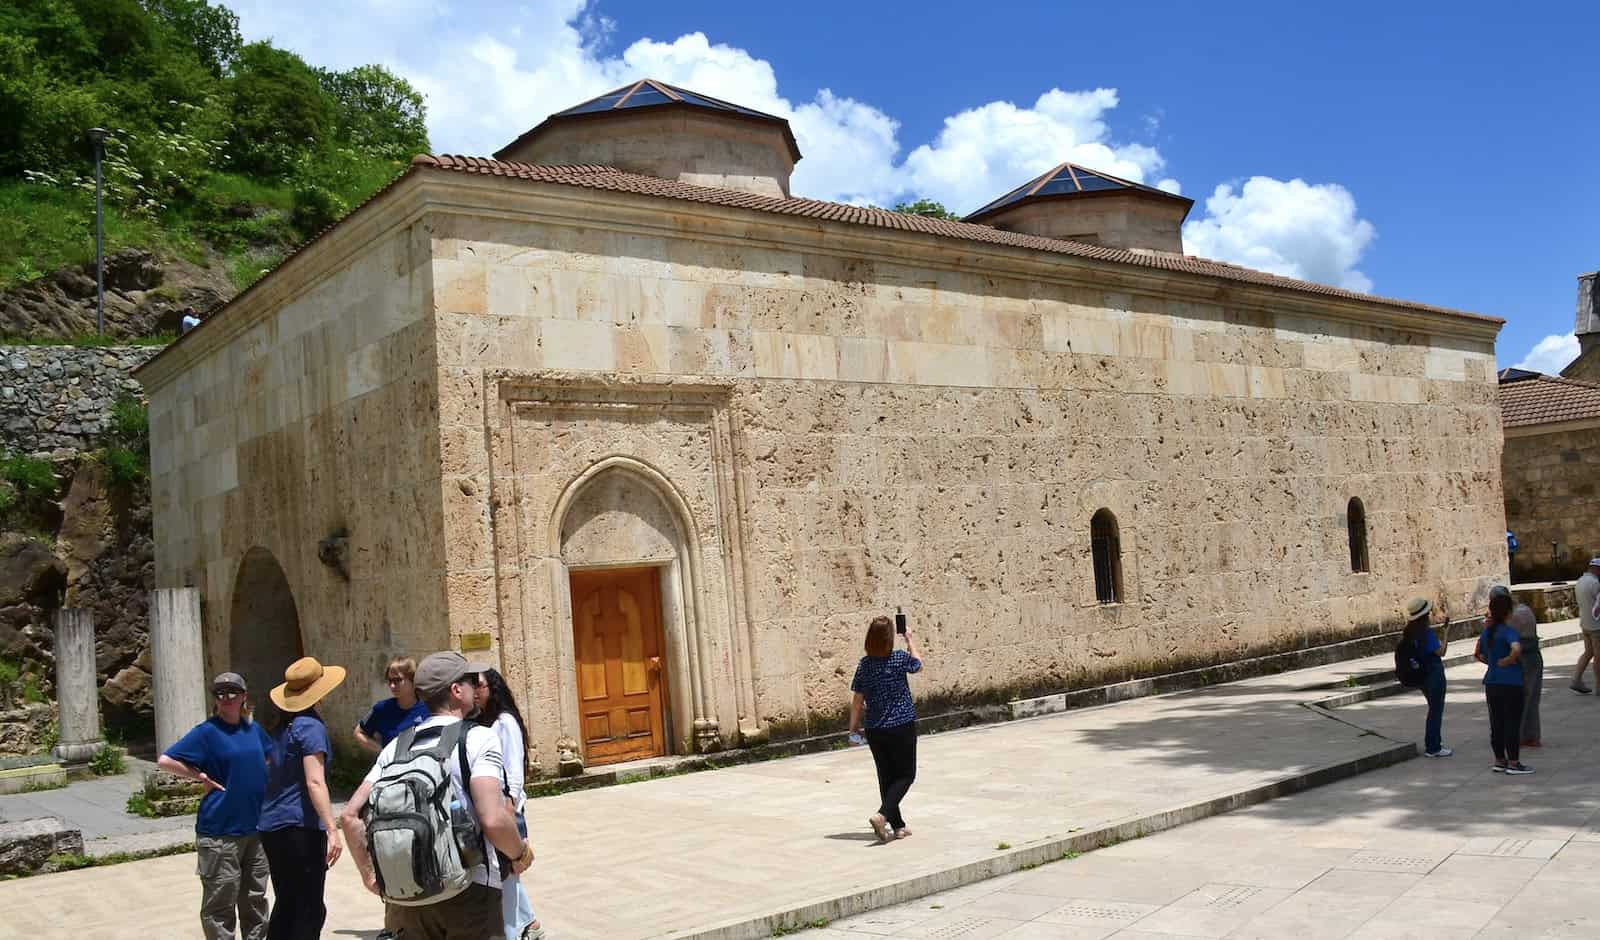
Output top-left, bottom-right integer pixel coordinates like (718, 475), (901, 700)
(964, 161), (1193, 223)
(495, 79), (801, 161)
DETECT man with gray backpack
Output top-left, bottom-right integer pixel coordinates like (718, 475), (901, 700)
(341, 652), (536, 939)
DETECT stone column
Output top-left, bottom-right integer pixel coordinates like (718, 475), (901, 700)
(51, 608), (105, 765)
(150, 588), (205, 754)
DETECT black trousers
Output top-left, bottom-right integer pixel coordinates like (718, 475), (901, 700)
(1484, 683), (1524, 764)
(260, 826), (327, 940)
(865, 721), (918, 830)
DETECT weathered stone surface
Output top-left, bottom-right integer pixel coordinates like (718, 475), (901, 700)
(1503, 423), (1600, 582)
(0, 817), (83, 875)
(0, 345), (159, 455)
(137, 176), (1507, 770)
(0, 704), (55, 755)
(0, 535), (65, 610)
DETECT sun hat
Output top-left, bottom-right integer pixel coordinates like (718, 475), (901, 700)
(269, 657), (347, 712)
(413, 651), (493, 699)
(211, 672), (247, 694)
(1403, 597), (1432, 621)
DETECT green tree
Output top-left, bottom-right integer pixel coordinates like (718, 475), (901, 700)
(892, 198), (962, 221)
(143, 0), (241, 77)
(225, 42), (334, 177)
(320, 64), (429, 160)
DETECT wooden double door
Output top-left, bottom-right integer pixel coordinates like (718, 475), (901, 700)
(569, 567), (669, 765)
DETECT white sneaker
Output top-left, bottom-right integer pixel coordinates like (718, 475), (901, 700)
(1424, 746), (1453, 757)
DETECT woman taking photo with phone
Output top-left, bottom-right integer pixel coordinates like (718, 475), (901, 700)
(848, 613), (923, 843)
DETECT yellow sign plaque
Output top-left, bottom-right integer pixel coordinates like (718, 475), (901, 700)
(459, 633), (493, 652)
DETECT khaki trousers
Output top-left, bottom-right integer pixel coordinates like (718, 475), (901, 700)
(196, 833), (271, 940)
(384, 882), (504, 939)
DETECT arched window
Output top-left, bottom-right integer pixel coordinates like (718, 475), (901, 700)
(1090, 509), (1123, 604)
(1347, 498), (1369, 573)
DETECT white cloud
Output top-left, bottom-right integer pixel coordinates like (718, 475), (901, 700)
(231, 1), (1383, 290)
(898, 89), (1166, 213)
(1514, 332), (1579, 374)
(1182, 177), (1377, 292)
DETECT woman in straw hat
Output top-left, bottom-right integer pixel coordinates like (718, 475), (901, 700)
(259, 656), (347, 939)
(1401, 597), (1452, 758)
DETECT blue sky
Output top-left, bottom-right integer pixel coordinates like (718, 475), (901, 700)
(233, 0), (1600, 371)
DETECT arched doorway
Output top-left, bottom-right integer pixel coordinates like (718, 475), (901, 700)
(230, 547), (304, 725)
(555, 463), (703, 767)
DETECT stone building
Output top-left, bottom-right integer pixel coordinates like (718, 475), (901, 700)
(1499, 368), (1600, 581)
(135, 79), (1508, 774)
(1558, 271), (1599, 381)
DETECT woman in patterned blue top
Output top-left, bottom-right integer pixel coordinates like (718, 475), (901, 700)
(848, 615), (923, 842)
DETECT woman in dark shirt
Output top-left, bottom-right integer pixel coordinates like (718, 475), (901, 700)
(1401, 597), (1451, 757)
(1475, 593), (1530, 775)
(259, 657), (346, 939)
(848, 615), (923, 843)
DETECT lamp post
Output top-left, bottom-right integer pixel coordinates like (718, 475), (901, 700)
(87, 127), (108, 335)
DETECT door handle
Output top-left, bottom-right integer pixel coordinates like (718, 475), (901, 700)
(646, 656), (662, 679)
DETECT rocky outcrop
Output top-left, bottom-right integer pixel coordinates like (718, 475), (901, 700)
(0, 248), (232, 340)
(0, 461), (155, 751)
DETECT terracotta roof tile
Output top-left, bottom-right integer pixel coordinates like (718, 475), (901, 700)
(418, 155), (1499, 324)
(1498, 372), (1600, 428)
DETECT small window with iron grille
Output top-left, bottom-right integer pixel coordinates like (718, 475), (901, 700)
(1347, 497), (1369, 573)
(1090, 508), (1123, 604)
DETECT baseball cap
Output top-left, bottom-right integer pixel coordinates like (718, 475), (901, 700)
(211, 672), (247, 693)
(413, 651), (492, 699)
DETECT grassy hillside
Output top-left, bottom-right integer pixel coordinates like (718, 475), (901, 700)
(0, 0), (427, 304)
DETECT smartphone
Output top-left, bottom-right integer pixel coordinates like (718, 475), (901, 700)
(895, 607), (907, 635)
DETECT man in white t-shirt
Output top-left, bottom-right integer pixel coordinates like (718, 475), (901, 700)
(340, 652), (533, 939)
(1572, 559), (1600, 694)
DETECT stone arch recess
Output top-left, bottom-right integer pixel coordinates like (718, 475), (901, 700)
(547, 456), (721, 757)
(229, 546), (304, 724)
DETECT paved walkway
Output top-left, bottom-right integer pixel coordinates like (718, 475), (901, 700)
(0, 621), (1583, 939)
(819, 633), (1600, 938)
(0, 756), (192, 855)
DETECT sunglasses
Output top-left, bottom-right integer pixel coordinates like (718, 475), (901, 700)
(214, 690), (243, 701)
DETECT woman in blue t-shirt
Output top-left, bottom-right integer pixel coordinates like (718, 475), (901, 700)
(352, 656), (430, 756)
(1475, 592), (1531, 775)
(848, 614), (924, 843)
(1402, 597), (1451, 757)
(157, 671), (274, 940)
(259, 657), (346, 940)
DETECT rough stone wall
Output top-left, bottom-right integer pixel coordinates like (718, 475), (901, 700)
(0, 346), (158, 455)
(425, 204), (1506, 761)
(1503, 425), (1600, 581)
(142, 222), (447, 736)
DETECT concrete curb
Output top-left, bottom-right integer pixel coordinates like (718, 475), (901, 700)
(667, 742), (1417, 940)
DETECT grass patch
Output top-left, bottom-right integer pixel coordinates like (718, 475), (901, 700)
(0, 182), (201, 293)
(125, 791), (159, 818)
(21, 778), (66, 793)
(26, 842), (196, 878)
(89, 745), (126, 777)
(225, 249), (287, 293)
(995, 841), (1012, 850)
(0, 333), (174, 347)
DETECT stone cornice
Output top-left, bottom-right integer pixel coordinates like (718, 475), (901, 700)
(413, 172), (1503, 347)
(136, 166), (1502, 393)
(134, 175), (435, 391)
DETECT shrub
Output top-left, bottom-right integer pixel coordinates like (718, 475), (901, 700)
(102, 447), (147, 486)
(125, 791), (158, 818)
(0, 453), (58, 500)
(109, 397), (149, 443)
(89, 745), (126, 776)
(290, 182), (346, 234)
